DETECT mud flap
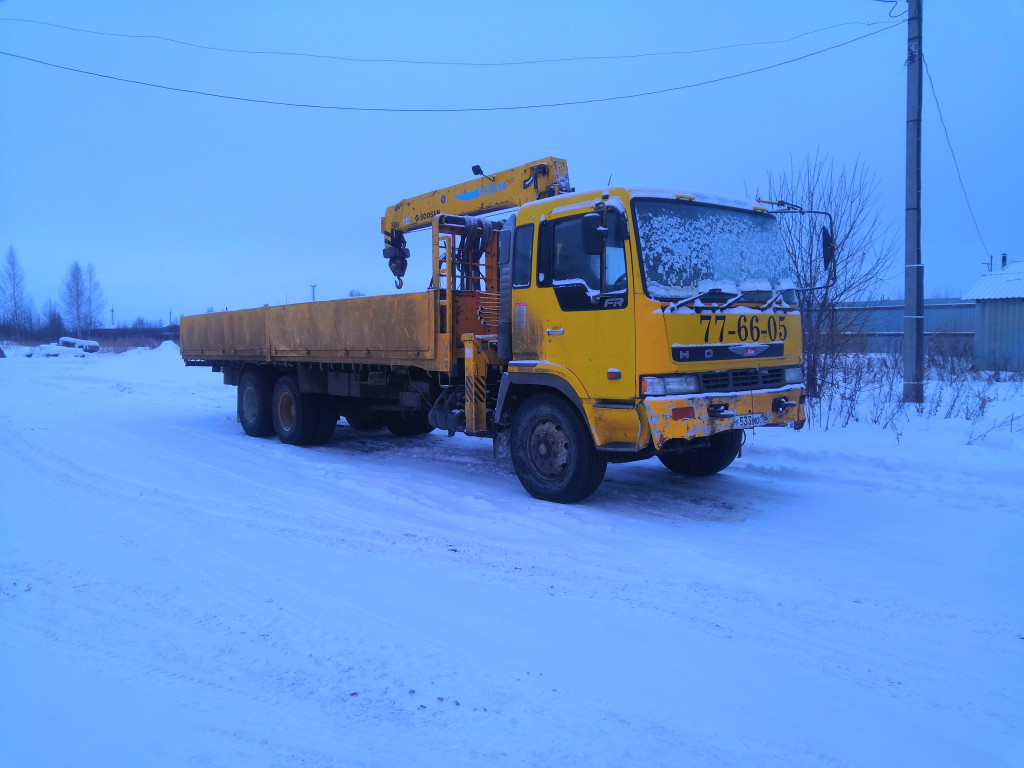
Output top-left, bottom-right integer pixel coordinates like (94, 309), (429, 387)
(492, 427), (514, 472)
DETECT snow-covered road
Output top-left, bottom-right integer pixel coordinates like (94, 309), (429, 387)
(2, 344), (1021, 767)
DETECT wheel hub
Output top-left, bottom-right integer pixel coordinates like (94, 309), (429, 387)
(527, 419), (570, 479)
(277, 393), (296, 431)
(242, 387), (259, 422)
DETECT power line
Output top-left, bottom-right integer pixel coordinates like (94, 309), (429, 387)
(0, 16), (897, 67)
(867, 0), (908, 19)
(0, 22), (903, 113)
(922, 55), (989, 257)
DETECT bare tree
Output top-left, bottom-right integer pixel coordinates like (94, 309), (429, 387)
(84, 263), (106, 334)
(59, 262), (106, 336)
(1, 246), (29, 338)
(765, 152), (898, 398)
(39, 299), (65, 339)
(60, 262), (86, 336)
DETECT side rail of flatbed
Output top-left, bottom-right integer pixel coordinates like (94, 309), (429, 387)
(180, 291), (451, 372)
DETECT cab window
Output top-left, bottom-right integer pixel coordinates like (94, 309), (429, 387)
(553, 218), (600, 290)
(537, 211), (628, 311)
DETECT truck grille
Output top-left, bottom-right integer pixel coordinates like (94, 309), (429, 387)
(699, 367), (787, 393)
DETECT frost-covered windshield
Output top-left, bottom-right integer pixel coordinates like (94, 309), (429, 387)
(633, 199), (792, 302)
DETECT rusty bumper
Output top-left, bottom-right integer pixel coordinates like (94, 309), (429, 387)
(642, 386), (806, 450)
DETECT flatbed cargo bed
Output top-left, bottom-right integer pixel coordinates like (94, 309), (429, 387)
(180, 291), (453, 371)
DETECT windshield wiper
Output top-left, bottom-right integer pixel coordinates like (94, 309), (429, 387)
(718, 290), (767, 311)
(758, 289), (797, 311)
(665, 288), (737, 313)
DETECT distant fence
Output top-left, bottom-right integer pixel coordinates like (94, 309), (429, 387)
(832, 299), (975, 357)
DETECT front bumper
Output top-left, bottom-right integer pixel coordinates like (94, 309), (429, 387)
(642, 386), (806, 450)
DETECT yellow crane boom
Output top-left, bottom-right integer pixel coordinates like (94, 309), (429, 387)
(381, 157), (570, 287)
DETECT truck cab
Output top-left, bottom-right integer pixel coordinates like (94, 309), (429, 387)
(494, 187), (805, 500)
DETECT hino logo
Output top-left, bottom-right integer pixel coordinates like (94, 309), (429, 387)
(729, 343), (770, 357)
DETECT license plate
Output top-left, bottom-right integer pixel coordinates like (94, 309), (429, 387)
(734, 412), (769, 428)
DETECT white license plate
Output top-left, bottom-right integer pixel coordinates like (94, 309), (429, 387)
(734, 412), (770, 428)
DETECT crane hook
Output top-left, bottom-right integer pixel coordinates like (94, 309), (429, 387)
(395, 276), (403, 289)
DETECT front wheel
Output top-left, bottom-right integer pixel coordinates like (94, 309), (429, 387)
(511, 394), (607, 503)
(657, 430), (743, 476)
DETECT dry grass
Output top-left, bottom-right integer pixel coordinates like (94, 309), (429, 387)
(98, 335), (169, 353)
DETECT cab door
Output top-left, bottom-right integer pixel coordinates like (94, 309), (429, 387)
(512, 207), (636, 401)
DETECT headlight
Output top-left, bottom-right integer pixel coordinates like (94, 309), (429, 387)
(641, 374), (701, 396)
(784, 366), (803, 385)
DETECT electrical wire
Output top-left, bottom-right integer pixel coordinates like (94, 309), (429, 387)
(867, 0), (908, 19)
(0, 16), (898, 67)
(0, 22), (903, 113)
(923, 56), (989, 257)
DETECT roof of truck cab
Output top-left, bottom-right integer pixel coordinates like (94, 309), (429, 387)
(521, 186), (772, 218)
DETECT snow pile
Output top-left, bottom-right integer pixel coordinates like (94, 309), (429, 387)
(1, 345), (1021, 767)
(25, 343), (91, 358)
(58, 336), (100, 352)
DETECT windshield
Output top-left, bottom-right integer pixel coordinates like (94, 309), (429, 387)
(633, 199), (793, 303)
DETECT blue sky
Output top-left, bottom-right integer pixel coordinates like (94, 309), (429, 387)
(1, 0), (1021, 325)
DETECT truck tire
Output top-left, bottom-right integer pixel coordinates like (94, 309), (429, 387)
(271, 374), (319, 446)
(385, 411), (434, 437)
(511, 393), (607, 503)
(237, 370), (275, 437)
(657, 430), (742, 476)
(309, 396), (340, 446)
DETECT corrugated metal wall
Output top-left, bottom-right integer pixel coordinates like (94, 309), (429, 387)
(975, 298), (1024, 371)
(832, 299), (976, 357)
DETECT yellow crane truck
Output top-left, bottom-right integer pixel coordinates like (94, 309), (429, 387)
(181, 158), (830, 503)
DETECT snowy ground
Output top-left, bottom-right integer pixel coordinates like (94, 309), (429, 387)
(1, 343), (1022, 767)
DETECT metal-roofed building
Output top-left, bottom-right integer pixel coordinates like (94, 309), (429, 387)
(964, 261), (1024, 371)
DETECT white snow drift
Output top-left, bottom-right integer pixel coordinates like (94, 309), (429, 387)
(1, 343), (1021, 767)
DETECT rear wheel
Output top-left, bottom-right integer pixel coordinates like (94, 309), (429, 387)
(237, 370), (274, 437)
(309, 396), (340, 446)
(657, 430), (743, 476)
(271, 375), (319, 446)
(511, 393), (607, 503)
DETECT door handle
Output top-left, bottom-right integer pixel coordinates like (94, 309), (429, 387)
(546, 328), (565, 336)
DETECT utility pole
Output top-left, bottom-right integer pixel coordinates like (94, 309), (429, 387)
(110, 308), (114, 327)
(903, 0), (924, 403)
(310, 284), (317, 301)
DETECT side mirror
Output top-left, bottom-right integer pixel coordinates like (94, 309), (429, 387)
(497, 214), (515, 266)
(822, 226), (835, 272)
(581, 212), (608, 256)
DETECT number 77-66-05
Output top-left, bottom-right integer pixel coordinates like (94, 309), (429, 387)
(698, 313), (789, 344)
